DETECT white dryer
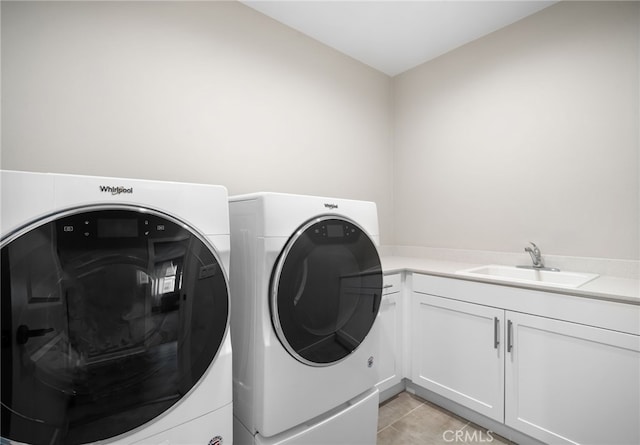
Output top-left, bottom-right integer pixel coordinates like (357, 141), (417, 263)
(0, 171), (232, 445)
(229, 193), (382, 445)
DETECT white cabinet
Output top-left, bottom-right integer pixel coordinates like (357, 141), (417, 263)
(411, 273), (640, 445)
(411, 293), (505, 422)
(505, 311), (640, 445)
(374, 273), (403, 393)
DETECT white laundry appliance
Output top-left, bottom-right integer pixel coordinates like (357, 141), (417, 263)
(229, 192), (383, 445)
(0, 171), (232, 445)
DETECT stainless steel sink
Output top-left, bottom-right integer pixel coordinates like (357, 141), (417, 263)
(456, 265), (599, 289)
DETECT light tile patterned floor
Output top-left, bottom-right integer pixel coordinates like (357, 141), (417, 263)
(377, 392), (516, 445)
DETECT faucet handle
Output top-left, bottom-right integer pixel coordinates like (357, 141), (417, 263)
(525, 242), (544, 267)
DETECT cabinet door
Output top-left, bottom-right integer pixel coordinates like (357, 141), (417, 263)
(412, 293), (505, 422)
(375, 274), (403, 392)
(505, 311), (640, 445)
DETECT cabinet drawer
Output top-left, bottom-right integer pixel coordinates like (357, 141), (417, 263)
(412, 273), (640, 336)
(383, 273), (401, 295)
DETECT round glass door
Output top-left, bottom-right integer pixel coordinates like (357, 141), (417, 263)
(270, 216), (382, 366)
(1, 206), (229, 445)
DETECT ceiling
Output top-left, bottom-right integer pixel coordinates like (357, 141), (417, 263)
(241, 1), (557, 76)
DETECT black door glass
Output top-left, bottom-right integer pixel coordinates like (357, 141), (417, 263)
(1, 207), (229, 445)
(271, 218), (382, 366)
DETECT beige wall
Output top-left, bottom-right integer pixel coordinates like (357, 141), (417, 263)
(0, 1), (394, 242)
(393, 1), (639, 260)
(3, 1), (639, 261)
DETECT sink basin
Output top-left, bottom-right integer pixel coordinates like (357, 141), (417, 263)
(456, 265), (599, 289)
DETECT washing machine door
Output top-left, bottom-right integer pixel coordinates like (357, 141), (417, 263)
(271, 216), (382, 366)
(1, 206), (229, 445)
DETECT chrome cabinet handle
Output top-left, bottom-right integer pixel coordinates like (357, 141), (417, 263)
(493, 317), (500, 349)
(382, 284), (393, 289)
(507, 320), (513, 353)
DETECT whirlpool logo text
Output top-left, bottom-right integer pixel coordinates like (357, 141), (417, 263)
(99, 185), (134, 195)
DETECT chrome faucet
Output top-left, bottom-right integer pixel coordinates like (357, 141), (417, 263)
(518, 242), (560, 271)
(525, 242), (544, 268)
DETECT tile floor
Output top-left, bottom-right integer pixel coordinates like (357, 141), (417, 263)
(377, 392), (515, 445)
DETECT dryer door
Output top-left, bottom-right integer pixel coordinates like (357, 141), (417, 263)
(1, 206), (229, 445)
(271, 216), (382, 366)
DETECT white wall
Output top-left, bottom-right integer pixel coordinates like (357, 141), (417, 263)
(0, 1), (394, 242)
(393, 1), (639, 260)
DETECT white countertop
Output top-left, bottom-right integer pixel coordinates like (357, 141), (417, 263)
(381, 255), (640, 305)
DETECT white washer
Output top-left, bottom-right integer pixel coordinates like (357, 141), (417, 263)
(229, 192), (382, 445)
(0, 171), (232, 445)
